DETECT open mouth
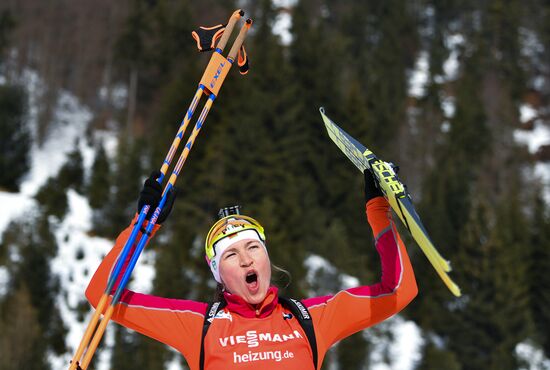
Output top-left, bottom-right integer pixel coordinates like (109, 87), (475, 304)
(245, 271), (258, 284)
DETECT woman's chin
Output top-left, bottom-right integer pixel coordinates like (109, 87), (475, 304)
(245, 284), (267, 304)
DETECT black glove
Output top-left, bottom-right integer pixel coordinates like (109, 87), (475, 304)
(137, 171), (178, 224)
(364, 169), (383, 203)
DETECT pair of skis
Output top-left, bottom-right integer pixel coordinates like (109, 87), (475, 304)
(320, 108), (461, 297)
(68, 10), (252, 370)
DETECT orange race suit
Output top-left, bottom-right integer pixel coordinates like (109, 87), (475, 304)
(86, 197), (418, 369)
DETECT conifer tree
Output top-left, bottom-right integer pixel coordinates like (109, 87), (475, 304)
(35, 177), (69, 220)
(286, 0), (353, 276)
(418, 342), (462, 370)
(0, 286), (46, 370)
(529, 188), (550, 356)
(101, 136), (143, 238)
(0, 85), (30, 192)
(57, 140), (85, 193)
(35, 142), (87, 220)
(114, 0), (151, 130)
(361, 0), (419, 158)
(111, 326), (167, 370)
(444, 187), (533, 370)
(88, 140), (114, 236)
(0, 214), (67, 367)
(88, 140), (112, 210)
(0, 10), (15, 62)
(145, 0), (194, 90)
(336, 331), (369, 370)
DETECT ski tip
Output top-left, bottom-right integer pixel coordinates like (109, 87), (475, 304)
(319, 107), (325, 114)
(451, 284), (462, 297)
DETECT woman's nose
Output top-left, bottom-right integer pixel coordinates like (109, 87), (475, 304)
(239, 253), (253, 267)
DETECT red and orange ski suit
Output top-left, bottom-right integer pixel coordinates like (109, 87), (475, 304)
(86, 197), (418, 369)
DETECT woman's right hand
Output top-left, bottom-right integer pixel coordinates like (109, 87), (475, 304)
(364, 169), (383, 203)
(137, 171), (177, 224)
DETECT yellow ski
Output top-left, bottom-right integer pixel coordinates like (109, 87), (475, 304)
(320, 107), (461, 297)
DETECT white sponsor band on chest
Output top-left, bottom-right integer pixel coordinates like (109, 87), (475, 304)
(219, 330), (303, 348)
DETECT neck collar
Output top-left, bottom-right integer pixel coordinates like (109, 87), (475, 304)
(223, 286), (279, 318)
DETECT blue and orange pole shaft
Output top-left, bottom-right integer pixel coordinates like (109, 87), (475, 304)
(69, 9), (245, 370)
(71, 15), (252, 370)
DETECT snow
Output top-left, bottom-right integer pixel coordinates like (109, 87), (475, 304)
(0, 191), (37, 298)
(305, 254), (337, 276)
(49, 190), (115, 370)
(443, 34), (464, 80)
(0, 192), (36, 241)
(368, 316), (424, 370)
(441, 96), (456, 119)
(166, 350), (184, 370)
(20, 89), (93, 196)
(519, 27), (545, 60)
(516, 341), (550, 370)
(272, 0), (296, 45)
(515, 120), (550, 154)
(514, 103), (550, 203)
(0, 266), (8, 296)
(520, 104), (538, 124)
(0, 69), (159, 370)
(98, 84), (128, 110)
(409, 51), (429, 98)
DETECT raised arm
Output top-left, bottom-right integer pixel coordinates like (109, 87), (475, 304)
(85, 216), (207, 354)
(304, 171), (418, 353)
(85, 174), (207, 361)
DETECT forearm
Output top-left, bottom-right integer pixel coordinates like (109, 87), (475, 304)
(306, 198), (418, 348)
(85, 215), (160, 308)
(365, 196), (417, 298)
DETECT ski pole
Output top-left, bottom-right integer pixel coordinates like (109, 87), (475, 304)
(67, 86), (203, 370)
(68, 10), (245, 370)
(79, 20), (252, 370)
(70, 15), (252, 370)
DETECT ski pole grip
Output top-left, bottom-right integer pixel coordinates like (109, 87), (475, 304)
(228, 19), (252, 62)
(216, 9), (244, 52)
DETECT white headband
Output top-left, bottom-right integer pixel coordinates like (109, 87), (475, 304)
(209, 229), (266, 283)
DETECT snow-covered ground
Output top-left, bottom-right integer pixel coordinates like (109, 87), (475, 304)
(49, 190), (115, 370)
(0, 70), (156, 370)
(514, 103), (550, 204)
(516, 341), (550, 370)
(272, 0), (296, 45)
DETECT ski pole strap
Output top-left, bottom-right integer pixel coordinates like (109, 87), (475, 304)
(192, 24), (225, 52)
(200, 300), (228, 370)
(238, 45), (249, 75)
(199, 297), (317, 370)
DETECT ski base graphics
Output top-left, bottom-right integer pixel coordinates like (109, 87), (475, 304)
(319, 107), (461, 297)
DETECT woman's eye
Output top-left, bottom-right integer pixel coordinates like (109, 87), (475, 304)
(249, 245), (259, 250)
(224, 253), (236, 259)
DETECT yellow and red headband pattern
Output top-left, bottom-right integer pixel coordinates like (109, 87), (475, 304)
(205, 215), (266, 282)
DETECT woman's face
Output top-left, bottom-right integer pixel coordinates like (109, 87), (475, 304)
(219, 239), (271, 305)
